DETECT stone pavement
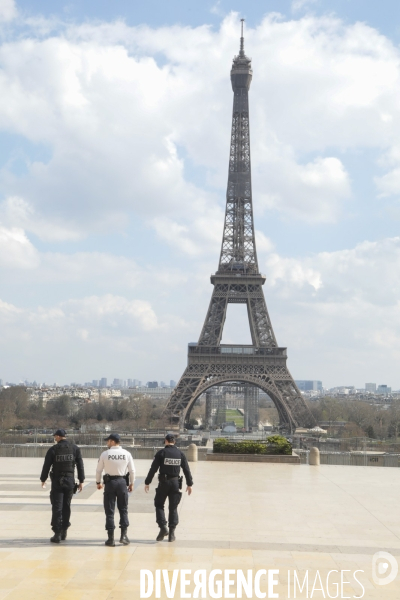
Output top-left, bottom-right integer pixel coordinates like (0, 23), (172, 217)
(0, 457), (399, 598)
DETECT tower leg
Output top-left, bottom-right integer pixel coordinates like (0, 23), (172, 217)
(164, 367), (210, 429)
(205, 391), (213, 428)
(244, 386), (249, 431)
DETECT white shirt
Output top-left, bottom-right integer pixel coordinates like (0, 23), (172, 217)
(96, 446), (135, 484)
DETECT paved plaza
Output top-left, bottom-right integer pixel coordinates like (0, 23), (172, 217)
(0, 458), (399, 598)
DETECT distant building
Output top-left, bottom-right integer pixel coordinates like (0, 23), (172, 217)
(170, 380), (176, 388)
(135, 386), (173, 399)
(365, 383), (376, 393)
(100, 378), (107, 388)
(0, 379), (2, 386)
(92, 380), (99, 387)
(147, 381), (158, 388)
(160, 381), (166, 388)
(377, 384), (391, 395)
(329, 386), (354, 395)
(295, 380), (323, 392)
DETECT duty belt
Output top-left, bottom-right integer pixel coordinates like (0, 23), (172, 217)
(160, 474), (179, 480)
(107, 475), (124, 480)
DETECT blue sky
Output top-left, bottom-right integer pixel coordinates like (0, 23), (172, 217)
(1, 0), (400, 389)
(12, 0), (400, 41)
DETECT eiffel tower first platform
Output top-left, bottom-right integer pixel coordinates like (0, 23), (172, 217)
(165, 22), (315, 433)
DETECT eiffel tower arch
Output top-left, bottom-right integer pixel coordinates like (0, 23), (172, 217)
(165, 22), (315, 433)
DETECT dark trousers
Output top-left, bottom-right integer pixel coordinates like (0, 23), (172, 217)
(103, 478), (129, 531)
(50, 475), (75, 533)
(154, 478), (182, 528)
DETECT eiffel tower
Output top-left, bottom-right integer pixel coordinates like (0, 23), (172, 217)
(165, 22), (314, 432)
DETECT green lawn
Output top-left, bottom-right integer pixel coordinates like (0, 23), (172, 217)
(225, 409), (244, 427)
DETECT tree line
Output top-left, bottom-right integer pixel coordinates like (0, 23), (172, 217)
(2, 387), (400, 439)
(0, 387), (167, 430)
(309, 397), (400, 439)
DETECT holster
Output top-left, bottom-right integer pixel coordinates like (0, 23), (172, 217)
(73, 482), (79, 494)
(103, 474), (111, 484)
(178, 476), (183, 490)
(124, 473), (130, 487)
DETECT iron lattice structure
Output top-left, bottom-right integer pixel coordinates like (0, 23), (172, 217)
(165, 24), (315, 432)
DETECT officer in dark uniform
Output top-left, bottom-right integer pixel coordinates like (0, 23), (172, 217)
(40, 429), (85, 543)
(144, 433), (193, 542)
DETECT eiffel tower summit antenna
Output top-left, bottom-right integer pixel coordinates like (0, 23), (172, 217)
(240, 18), (245, 56)
(164, 23), (315, 432)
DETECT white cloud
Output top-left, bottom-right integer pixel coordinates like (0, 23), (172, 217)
(0, 0), (17, 22)
(2, 11), (398, 247)
(151, 204), (223, 258)
(63, 294), (159, 332)
(291, 0), (318, 12)
(0, 283), (205, 384)
(0, 293), (163, 380)
(255, 151), (351, 222)
(0, 298), (21, 320)
(292, 0), (318, 11)
(0, 224), (39, 268)
(265, 237), (400, 305)
(255, 231), (274, 255)
(260, 237), (400, 386)
(0, 196), (82, 241)
(1, 228), (400, 387)
(266, 253), (322, 291)
(210, 1), (223, 16)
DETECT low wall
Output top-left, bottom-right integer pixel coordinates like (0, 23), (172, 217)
(6, 445), (398, 467)
(296, 450), (400, 467)
(206, 452), (300, 464)
(0, 444), (209, 461)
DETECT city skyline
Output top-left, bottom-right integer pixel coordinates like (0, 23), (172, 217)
(1, 376), (398, 395)
(1, 1), (400, 387)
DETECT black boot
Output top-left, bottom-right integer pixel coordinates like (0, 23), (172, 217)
(105, 530), (115, 547)
(120, 528), (130, 545)
(168, 528), (176, 542)
(60, 530), (67, 541)
(50, 532), (61, 544)
(156, 526), (169, 541)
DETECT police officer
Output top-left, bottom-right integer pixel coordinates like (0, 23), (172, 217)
(96, 433), (135, 547)
(144, 433), (193, 542)
(40, 428), (85, 543)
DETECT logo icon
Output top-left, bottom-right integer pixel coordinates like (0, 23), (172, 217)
(372, 551), (398, 586)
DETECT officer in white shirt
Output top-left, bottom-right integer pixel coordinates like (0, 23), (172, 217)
(96, 433), (135, 547)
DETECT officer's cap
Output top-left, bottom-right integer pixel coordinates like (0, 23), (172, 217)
(53, 429), (67, 437)
(165, 433), (175, 442)
(104, 433), (121, 443)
